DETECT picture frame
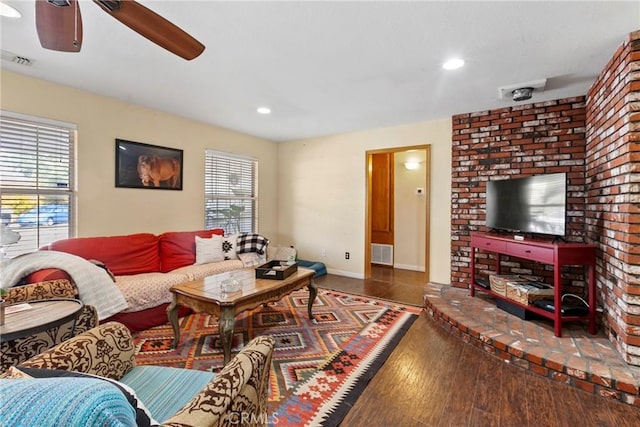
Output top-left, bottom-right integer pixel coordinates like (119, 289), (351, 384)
(115, 139), (183, 190)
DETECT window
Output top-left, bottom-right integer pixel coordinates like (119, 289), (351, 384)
(0, 111), (76, 258)
(205, 150), (257, 234)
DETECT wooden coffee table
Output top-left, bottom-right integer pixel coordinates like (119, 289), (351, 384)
(167, 267), (317, 364)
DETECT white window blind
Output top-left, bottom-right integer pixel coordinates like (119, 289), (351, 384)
(0, 112), (75, 258)
(205, 150), (257, 234)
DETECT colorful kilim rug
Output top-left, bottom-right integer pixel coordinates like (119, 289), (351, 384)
(131, 288), (422, 426)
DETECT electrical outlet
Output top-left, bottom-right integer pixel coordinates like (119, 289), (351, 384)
(345, 252), (350, 259)
(321, 249), (326, 257)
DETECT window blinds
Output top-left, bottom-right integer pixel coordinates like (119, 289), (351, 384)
(0, 113), (75, 257)
(204, 150), (257, 234)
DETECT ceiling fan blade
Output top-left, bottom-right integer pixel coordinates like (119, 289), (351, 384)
(92, 0), (205, 60)
(35, 0), (83, 52)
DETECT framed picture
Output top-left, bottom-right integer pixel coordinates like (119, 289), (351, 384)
(115, 139), (183, 190)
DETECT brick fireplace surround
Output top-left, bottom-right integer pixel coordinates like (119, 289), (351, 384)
(449, 30), (640, 367)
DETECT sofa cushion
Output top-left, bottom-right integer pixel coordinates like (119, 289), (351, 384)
(115, 272), (190, 313)
(45, 233), (160, 276)
(170, 260), (245, 281)
(120, 365), (215, 424)
(0, 377), (138, 427)
(159, 229), (225, 272)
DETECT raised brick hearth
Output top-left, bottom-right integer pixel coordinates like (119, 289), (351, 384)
(449, 30), (640, 366)
(424, 283), (640, 407)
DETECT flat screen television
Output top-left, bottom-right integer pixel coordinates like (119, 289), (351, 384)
(486, 173), (567, 236)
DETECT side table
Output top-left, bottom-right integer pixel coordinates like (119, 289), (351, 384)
(0, 298), (84, 343)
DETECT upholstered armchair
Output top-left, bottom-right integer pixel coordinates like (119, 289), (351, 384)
(17, 322), (275, 426)
(1, 279), (98, 373)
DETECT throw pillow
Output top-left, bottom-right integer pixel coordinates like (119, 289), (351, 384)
(221, 234), (239, 260)
(20, 367), (158, 427)
(236, 233), (269, 255)
(194, 235), (224, 264)
(238, 252), (267, 267)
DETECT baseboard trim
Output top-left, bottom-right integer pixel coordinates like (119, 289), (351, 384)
(392, 263), (425, 272)
(326, 268), (365, 279)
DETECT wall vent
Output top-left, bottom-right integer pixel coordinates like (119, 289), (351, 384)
(371, 243), (393, 266)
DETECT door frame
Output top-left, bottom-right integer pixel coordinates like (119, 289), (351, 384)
(364, 145), (431, 281)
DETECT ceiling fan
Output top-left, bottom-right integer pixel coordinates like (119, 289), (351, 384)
(35, 0), (205, 60)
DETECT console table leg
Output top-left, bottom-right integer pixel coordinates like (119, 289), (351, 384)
(554, 268), (562, 337)
(167, 296), (180, 349)
(470, 246), (476, 297)
(307, 279), (318, 320)
(219, 308), (236, 365)
(588, 264), (597, 334)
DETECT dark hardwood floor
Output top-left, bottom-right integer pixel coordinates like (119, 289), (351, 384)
(317, 266), (640, 427)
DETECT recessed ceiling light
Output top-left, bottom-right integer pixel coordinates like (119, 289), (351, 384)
(443, 58), (465, 70)
(256, 106), (271, 115)
(0, 2), (21, 18)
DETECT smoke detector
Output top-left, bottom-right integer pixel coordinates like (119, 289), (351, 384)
(512, 87), (533, 102)
(498, 79), (547, 101)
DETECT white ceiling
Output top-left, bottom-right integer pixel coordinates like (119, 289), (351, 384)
(1, 1), (638, 142)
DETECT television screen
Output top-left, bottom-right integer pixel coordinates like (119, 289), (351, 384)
(486, 173), (566, 236)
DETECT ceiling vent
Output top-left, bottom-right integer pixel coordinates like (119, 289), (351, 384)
(1, 50), (34, 66)
(498, 79), (547, 101)
(13, 56), (32, 66)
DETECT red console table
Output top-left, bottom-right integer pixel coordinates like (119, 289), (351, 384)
(469, 232), (597, 337)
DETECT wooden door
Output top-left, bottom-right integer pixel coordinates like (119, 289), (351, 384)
(371, 152), (394, 245)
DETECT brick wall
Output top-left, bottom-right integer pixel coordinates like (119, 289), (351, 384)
(450, 30), (640, 366)
(585, 31), (640, 365)
(451, 98), (588, 289)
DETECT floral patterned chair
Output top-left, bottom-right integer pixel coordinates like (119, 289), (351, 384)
(1, 279), (98, 373)
(17, 322), (275, 426)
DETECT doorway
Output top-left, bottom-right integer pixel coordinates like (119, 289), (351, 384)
(365, 145), (430, 281)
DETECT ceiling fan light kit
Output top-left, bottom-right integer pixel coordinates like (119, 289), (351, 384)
(35, 0), (205, 60)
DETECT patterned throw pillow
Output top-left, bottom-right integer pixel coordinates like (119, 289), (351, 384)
(221, 234), (239, 260)
(236, 233), (269, 255)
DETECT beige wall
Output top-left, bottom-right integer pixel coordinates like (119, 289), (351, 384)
(0, 71), (279, 238)
(2, 70), (453, 283)
(277, 118), (452, 283)
(394, 150), (427, 271)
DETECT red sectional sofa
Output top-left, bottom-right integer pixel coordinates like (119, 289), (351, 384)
(26, 229), (245, 331)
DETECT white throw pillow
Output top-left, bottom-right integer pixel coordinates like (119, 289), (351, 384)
(221, 234), (239, 260)
(195, 235), (224, 264)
